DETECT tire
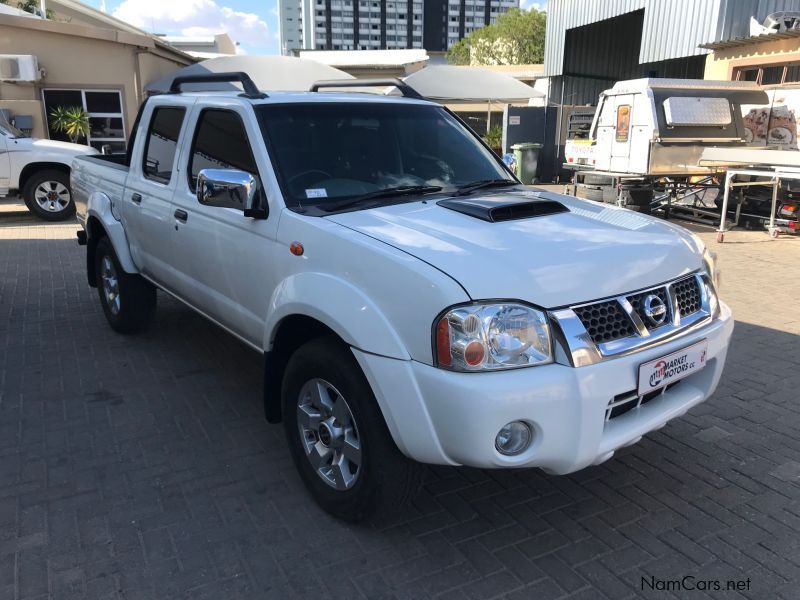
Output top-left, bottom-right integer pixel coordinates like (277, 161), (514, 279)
(584, 186), (605, 202)
(23, 169), (76, 221)
(94, 237), (156, 333)
(282, 336), (420, 522)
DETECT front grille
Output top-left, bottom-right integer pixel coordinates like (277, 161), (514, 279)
(672, 276), (702, 317)
(573, 301), (637, 343)
(627, 287), (671, 330)
(605, 382), (680, 421)
(568, 274), (706, 347)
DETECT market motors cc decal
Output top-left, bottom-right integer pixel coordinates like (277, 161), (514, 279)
(649, 360), (667, 387)
(643, 294), (667, 326)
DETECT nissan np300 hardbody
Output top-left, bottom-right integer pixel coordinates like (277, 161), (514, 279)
(72, 74), (733, 521)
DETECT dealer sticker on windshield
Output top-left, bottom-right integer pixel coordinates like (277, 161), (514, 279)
(638, 340), (708, 396)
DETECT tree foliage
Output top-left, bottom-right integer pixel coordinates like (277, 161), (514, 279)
(447, 8), (546, 66)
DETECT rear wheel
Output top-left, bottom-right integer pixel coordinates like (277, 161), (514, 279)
(23, 169), (75, 221)
(94, 237), (156, 333)
(282, 337), (420, 522)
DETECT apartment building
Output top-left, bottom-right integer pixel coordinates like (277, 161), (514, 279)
(278, 0), (519, 54)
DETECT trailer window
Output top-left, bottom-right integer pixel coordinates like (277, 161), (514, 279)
(663, 97), (731, 127)
(615, 105), (630, 142)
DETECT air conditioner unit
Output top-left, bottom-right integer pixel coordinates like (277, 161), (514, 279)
(0, 55), (41, 82)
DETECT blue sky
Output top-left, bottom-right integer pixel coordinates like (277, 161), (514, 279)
(80, 0), (544, 56)
(81, 0), (279, 54)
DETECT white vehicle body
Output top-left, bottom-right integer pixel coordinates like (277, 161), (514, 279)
(73, 84), (733, 492)
(566, 78), (767, 176)
(0, 121), (95, 197)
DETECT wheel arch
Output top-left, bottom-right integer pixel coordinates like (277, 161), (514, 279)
(18, 162), (71, 194)
(263, 314), (341, 424)
(83, 197), (138, 287)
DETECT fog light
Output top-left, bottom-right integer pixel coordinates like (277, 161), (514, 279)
(495, 421), (532, 456)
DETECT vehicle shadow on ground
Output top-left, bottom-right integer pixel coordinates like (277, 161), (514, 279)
(2, 233), (798, 599)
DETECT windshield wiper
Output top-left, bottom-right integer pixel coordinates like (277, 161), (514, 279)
(452, 179), (518, 196)
(321, 185), (443, 212)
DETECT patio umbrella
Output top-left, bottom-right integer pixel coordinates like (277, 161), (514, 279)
(145, 55), (355, 94)
(404, 65), (544, 132)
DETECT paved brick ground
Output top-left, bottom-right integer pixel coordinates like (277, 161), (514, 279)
(1, 201), (799, 600)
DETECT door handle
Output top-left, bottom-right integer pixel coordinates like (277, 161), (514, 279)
(174, 209), (188, 223)
(131, 193), (142, 204)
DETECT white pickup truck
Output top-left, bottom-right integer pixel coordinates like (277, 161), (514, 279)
(73, 73), (733, 522)
(1, 118), (96, 220)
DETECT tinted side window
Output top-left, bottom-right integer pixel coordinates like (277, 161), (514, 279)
(188, 109), (258, 192)
(142, 107), (185, 184)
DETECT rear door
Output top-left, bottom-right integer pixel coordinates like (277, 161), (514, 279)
(610, 94), (634, 172)
(121, 99), (193, 283)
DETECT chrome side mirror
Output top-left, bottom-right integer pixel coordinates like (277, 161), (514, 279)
(196, 168), (267, 219)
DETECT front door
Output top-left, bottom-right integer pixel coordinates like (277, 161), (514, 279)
(121, 102), (189, 283)
(167, 105), (280, 347)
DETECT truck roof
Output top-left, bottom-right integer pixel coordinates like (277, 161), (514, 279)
(171, 90), (435, 106)
(605, 78), (763, 96)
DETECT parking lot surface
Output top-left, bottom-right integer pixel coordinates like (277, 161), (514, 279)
(1, 201), (799, 599)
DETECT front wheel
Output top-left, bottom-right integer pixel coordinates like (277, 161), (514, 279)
(282, 337), (420, 522)
(23, 169), (76, 221)
(94, 237), (156, 333)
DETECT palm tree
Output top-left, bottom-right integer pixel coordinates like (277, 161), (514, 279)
(49, 106), (90, 144)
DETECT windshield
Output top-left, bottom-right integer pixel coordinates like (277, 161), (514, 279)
(256, 102), (513, 208)
(0, 119), (26, 138)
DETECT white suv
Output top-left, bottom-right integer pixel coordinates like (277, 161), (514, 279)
(73, 74), (733, 521)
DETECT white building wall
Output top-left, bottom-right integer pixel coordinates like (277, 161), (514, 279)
(279, 0), (311, 54)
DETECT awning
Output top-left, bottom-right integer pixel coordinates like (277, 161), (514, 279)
(145, 55), (354, 94)
(403, 65), (544, 102)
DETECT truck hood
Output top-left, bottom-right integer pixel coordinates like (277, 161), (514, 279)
(325, 190), (705, 308)
(8, 137), (97, 156)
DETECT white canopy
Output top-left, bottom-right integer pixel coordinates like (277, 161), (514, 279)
(145, 55), (354, 94)
(403, 66), (543, 102)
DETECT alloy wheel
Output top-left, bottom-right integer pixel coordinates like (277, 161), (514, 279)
(34, 181), (71, 213)
(297, 378), (362, 490)
(100, 255), (121, 316)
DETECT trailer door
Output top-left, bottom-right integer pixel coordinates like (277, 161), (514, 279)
(610, 95), (634, 172)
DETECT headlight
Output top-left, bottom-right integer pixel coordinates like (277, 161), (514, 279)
(434, 303), (552, 371)
(703, 246), (721, 291)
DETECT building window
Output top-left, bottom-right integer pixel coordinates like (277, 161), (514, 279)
(42, 88), (126, 152)
(734, 62), (800, 85)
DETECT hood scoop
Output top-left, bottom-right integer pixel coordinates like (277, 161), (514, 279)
(437, 194), (570, 223)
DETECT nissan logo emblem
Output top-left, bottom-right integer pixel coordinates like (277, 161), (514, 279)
(643, 294), (668, 326)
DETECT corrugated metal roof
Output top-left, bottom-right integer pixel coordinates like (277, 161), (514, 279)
(701, 27), (800, 49)
(545, 0), (800, 77)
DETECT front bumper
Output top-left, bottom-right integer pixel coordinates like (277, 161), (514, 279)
(353, 301), (733, 474)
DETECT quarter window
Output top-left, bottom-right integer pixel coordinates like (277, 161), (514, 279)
(142, 107), (186, 184)
(188, 109), (259, 192)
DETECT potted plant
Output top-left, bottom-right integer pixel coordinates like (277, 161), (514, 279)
(49, 106), (90, 144)
(483, 125), (503, 156)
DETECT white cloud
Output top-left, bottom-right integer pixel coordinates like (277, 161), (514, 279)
(520, 0), (545, 10)
(113, 0), (270, 48)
